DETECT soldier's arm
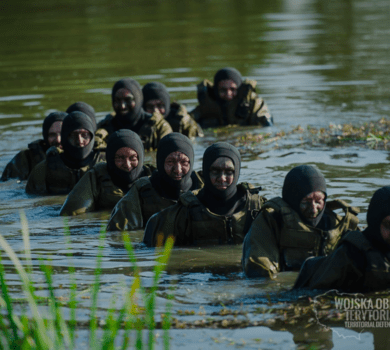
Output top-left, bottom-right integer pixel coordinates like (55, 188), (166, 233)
(59, 169), (98, 216)
(293, 243), (364, 291)
(249, 94), (273, 127)
(171, 103), (204, 138)
(106, 186), (143, 231)
(1, 149), (31, 181)
(25, 160), (48, 194)
(143, 204), (182, 247)
(242, 208), (281, 278)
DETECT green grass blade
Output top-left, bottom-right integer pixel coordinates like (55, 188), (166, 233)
(39, 258), (72, 349)
(63, 218), (77, 347)
(0, 252), (19, 342)
(0, 235), (51, 349)
(89, 225), (106, 348)
(20, 211), (32, 275)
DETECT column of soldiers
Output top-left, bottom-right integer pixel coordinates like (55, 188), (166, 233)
(2, 67), (389, 294)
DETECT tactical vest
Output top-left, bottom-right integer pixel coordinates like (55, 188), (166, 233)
(194, 79), (259, 127)
(135, 177), (176, 224)
(27, 140), (47, 170)
(96, 112), (166, 151)
(93, 163), (124, 209)
(45, 147), (104, 195)
(263, 197), (359, 271)
(178, 183), (264, 245)
(342, 231), (390, 291)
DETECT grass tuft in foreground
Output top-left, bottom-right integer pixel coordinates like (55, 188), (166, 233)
(0, 212), (174, 350)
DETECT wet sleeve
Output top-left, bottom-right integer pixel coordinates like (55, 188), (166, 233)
(143, 204), (183, 247)
(174, 105), (204, 138)
(242, 209), (281, 278)
(293, 244), (364, 290)
(156, 119), (173, 143)
(59, 169), (98, 216)
(25, 160), (47, 194)
(249, 94), (273, 127)
(106, 186), (143, 231)
(1, 149), (31, 181)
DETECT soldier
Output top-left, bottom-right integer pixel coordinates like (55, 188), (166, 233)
(242, 165), (359, 278)
(142, 82), (203, 139)
(66, 102), (97, 130)
(1, 111), (67, 181)
(294, 186), (390, 292)
(190, 67), (273, 128)
(66, 101), (106, 149)
(60, 129), (154, 215)
(106, 132), (203, 231)
(96, 78), (172, 150)
(26, 111), (105, 195)
(143, 142), (266, 247)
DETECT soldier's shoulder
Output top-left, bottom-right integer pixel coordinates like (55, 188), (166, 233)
(97, 113), (115, 129)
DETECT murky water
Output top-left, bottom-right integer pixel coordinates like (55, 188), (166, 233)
(1, 0), (390, 348)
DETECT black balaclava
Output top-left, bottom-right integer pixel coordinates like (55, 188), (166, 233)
(150, 133), (194, 200)
(66, 102), (97, 131)
(106, 129), (144, 192)
(142, 82), (171, 117)
(213, 67), (243, 103)
(42, 111), (67, 145)
(111, 78), (144, 130)
(282, 165), (327, 227)
(200, 142), (242, 215)
(364, 186), (390, 252)
(61, 111), (96, 169)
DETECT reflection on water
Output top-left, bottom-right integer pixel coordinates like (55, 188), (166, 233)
(1, 0), (389, 347)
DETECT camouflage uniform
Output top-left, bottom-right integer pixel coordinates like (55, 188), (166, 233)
(190, 79), (273, 128)
(59, 162), (154, 216)
(165, 102), (203, 139)
(242, 197), (359, 278)
(143, 183), (265, 247)
(1, 140), (48, 181)
(25, 147), (105, 195)
(106, 172), (204, 232)
(96, 110), (172, 151)
(293, 231), (390, 292)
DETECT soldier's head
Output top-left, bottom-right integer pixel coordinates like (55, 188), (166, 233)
(142, 82), (170, 117)
(213, 67), (242, 102)
(42, 111), (67, 148)
(202, 142), (241, 200)
(157, 133), (194, 189)
(367, 186), (390, 247)
(61, 111), (96, 160)
(282, 165), (327, 227)
(106, 129), (144, 190)
(111, 78), (143, 127)
(66, 102), (97, 131)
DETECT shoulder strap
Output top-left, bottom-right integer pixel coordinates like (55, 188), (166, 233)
(326, 199), (360, 232)
(196, 79), (214, 102)
(179, 191), (199, 207)
(135, 177), (153, 191)
(342, 231), (373, 252)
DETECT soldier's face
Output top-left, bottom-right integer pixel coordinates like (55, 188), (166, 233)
(164, 151), (190, 181)
(380, 215), (390, 246)
(47, 121), (63, 148)
(299, 191), (326, 220)
(209, 157), (235, 190)
(114, 147), (138, 172)
(113, 88), (136, 115)
(144, 99), (166, 115)
(217, 80), (238, 101)
(68, 129), (92, 148)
